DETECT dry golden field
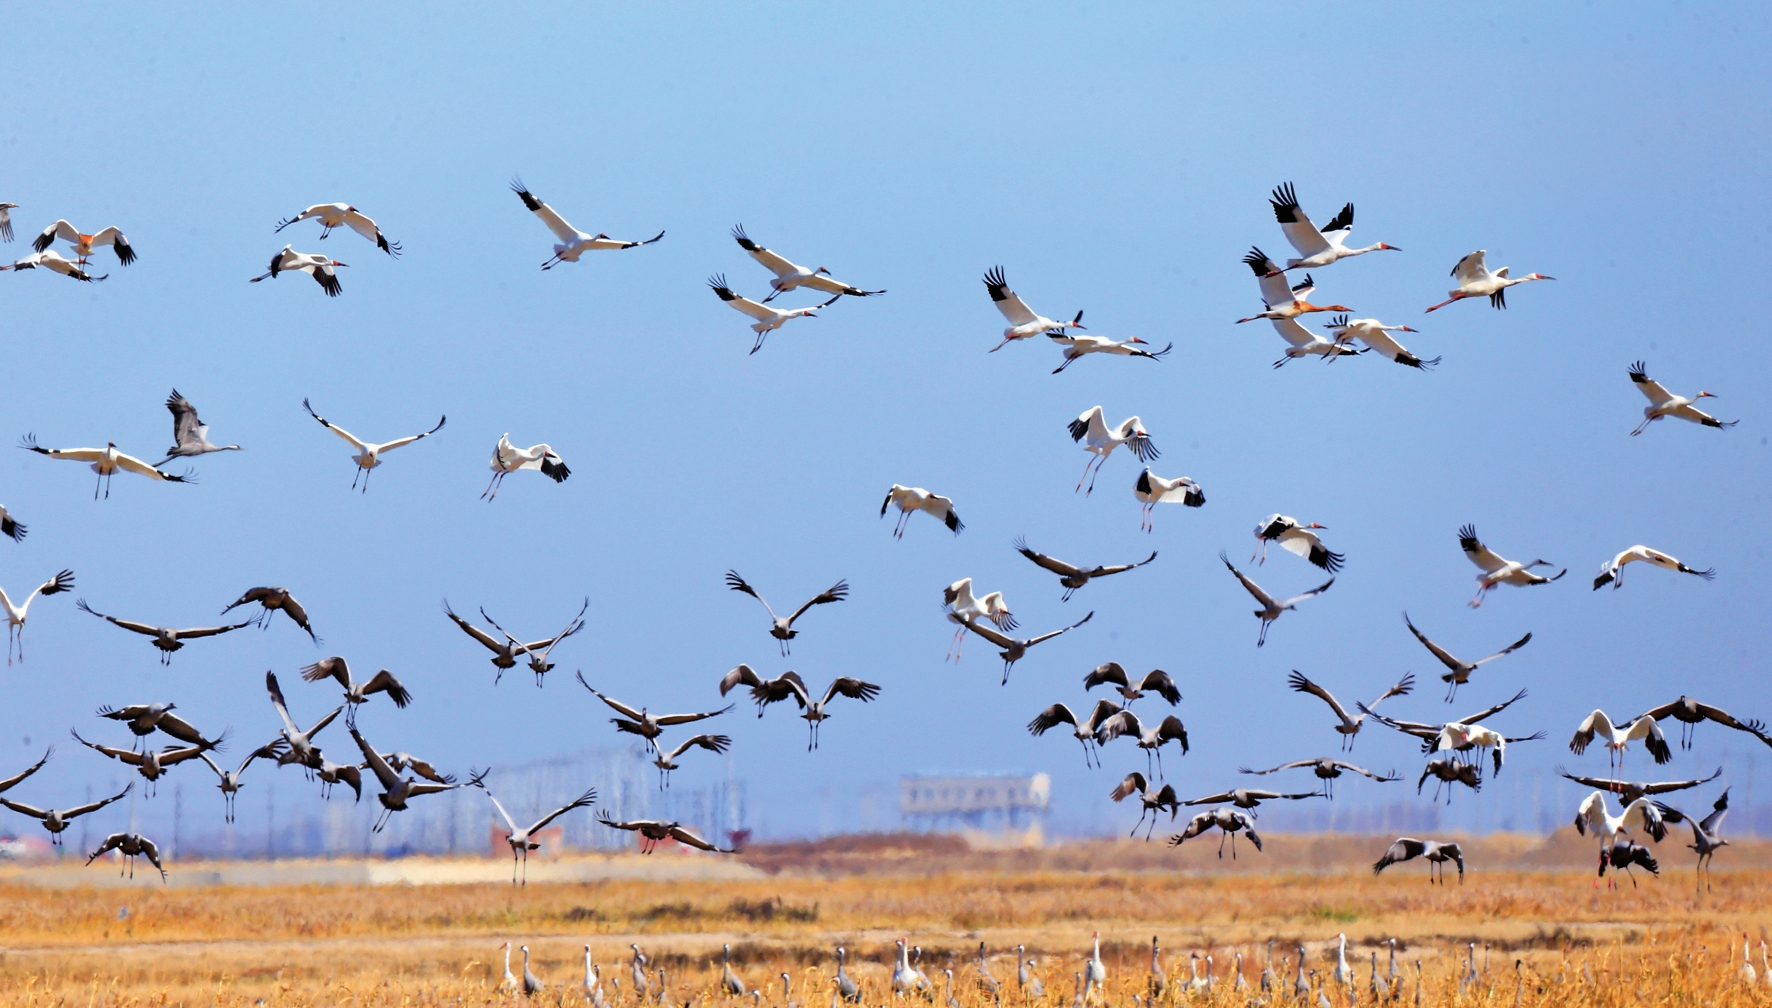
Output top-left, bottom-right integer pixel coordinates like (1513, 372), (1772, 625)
(2, 833), (1770, 1008)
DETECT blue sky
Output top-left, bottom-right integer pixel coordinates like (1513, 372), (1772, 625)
(3, 4), (1770, 851)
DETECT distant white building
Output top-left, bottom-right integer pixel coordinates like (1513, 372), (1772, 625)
(900, 773), (1050, 832)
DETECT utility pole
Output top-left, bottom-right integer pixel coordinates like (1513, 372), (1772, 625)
(78, 783), (92, 856)
(173, 784), (182, 863)
(266, 781), (275, 860)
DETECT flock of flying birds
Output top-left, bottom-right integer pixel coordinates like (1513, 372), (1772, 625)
(0, 178), (1756, 887)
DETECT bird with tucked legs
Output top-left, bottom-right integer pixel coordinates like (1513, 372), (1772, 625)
(1266, 182), (1398, 270)
(1625, 360), (1736, 435)
(273, 203), (400, 255)
(1458, 525), (1564, 608)
(250, 246), (346, 295)
(1425, 250), (1552, 311)
(1323, 316), (1439, 369)
(1240, 757), (1400, 799)
(156, 390), (241, 466)
(511, 178), (662, 269)
(0, 783), (130, 845)
(731, 225), (884, 303)
(33, 219), (135, 266)
(1593, 545), (1715, 590)
(1083, 663), (1180, 706)
(1, 249), (106, 281)
(1236, 248), (1352, 324)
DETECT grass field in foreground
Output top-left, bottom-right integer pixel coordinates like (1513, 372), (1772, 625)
(3, 835), (1772, 1008)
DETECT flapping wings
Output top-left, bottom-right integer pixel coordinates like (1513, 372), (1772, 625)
(661, 734), (731, 761)
(785, 580), (849, 627)
(1451, 250), (1490, 285)
(1024, 612), (1094, 648)
(822, 678), (880, 706)
(1372, 838), (1426, 874)
(1220, 552), (1277, 608)
(1627, 361), (1675, 406)
(1279, 578), (1334, 608)
(527, 785), (599, 835)
(666, 824), (732, 853)
(1013, 537), (1085, 578)
(575, 673), (645, 720)
(708, 276), (776, 322)
(1269, 183), (1332, 259)
(442, 600), (505, 653)
(731, 225), (798, 278)
(983, 266), (1037, 327)
(1287, 670), (1354, 726)
(0, 748), (52, 793)
(302, 399), (369, 453)
(349, 726), (402, 791)
(1110, 772), (1151, 801)
(656, 705), (734, 727)
(1458, 525), (1507, 573)
(75, 599), (160, 637)
(512, 179), (582, 242)
(723, 570), (778, 621)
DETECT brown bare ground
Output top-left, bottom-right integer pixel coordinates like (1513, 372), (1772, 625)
(2, 832), (1770, 1007)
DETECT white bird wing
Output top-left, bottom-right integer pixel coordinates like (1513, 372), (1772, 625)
(1073, 406), (1110, 445)
(109, 450), (171, 479)
(1627, 362), (1675, 406)
(1270, 317), (1318, 349)
(1275, 529), (1321, 560)
(1153, 478), (1198, 504)
(986, 273), (1039, 327)
(722, 291), (779, 323)
(304, 401), (370, 453)
(1269, 184), (1332, 258)
(532, 200), (584, 243)
(1256, 269), (1295, 308)
(1451, 250), (1490, 286)
(37, 446), (107, 462)
(341, 210), (383, 244)
(369, 417), (446, 455)
(1459, 526), (1508, 574)
(1352, 328), (1407, 361)
(745, 243), (798, 278)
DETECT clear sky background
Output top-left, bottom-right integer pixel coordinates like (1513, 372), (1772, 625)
(3, 4), (1770, 852)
